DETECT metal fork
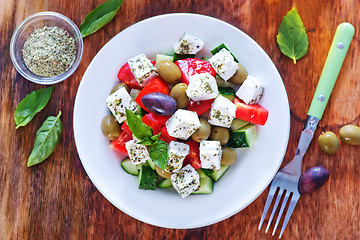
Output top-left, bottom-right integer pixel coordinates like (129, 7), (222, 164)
(258, 22), (354, 239)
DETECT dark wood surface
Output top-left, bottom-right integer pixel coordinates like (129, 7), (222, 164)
(1, 0), (359, 239)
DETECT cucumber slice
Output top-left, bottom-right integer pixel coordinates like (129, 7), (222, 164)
(231, 118), (249, 131)
(138, 165), (157, 190)
(173, 53), (195, 62)
(193, 176), (213, 194)
(121, 158), (139, 176)
(218, 86), (235, 101)
(155, 54), (174, 64)
(147, 158), (156, 170)
(210, 165), (230, 181)
(158, 178), (172, 188)
(228, 125), (257, 148)
(197, 168), (214, 178)
(210, 43), (239, 62)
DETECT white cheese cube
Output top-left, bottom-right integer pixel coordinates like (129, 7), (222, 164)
(199, 140), (222, 170)
(209, 48), (238, 81)
(125, 140), (151, 165)
(208, 95), (236, 128)
(165, 109), (201, 140)
(174, 33), (204, 54)
(128, 54), (158, 86)
(106, 87), (139, 124)
(171, 164), (200, 198)
(235, 75), (264, 104)
(185, 73), (219, 101)
(165, 141), (190, 173)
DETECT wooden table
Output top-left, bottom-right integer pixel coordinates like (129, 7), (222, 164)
(1, 0), (359, 239)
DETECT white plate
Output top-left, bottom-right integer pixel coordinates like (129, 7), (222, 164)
(74, 13), (290, 229)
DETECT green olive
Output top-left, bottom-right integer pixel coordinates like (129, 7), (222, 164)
(156, 60), (182, 84)
(192, 118), (211, 142)
(231, 118), (249, 131)
(101, 115), (121, 140)
(170, 83), (189, 108)
(210, 127), (230, 145)
(339, 125), (360, 145)
(318, 131), (339, 154)
(156, 165), (172, 179)
(110, 83), (130, 94)
(228, 63), (248, 85)
(221, 147), (237, 165)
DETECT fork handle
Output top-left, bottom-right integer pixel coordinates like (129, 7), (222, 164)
(307, 22), (354, 119)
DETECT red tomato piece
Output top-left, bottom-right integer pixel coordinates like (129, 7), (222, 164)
(175, 58), (216, 85)
(183, 140), (201, 170)
(110, 130), (133, 155)
(121, 121), (132, 134)
(233, 97), (269, 126)
(187, 99), (214, 116)
(117, 60), (156, 89)
(159, 126), (177, 144)
(142, 113), (170, 135)
(135, 77), (170, 111)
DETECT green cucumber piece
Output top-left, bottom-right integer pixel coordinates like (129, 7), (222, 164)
(218, 87), (235, 101)
(193, 176), (213, 194)
(197, 168), (214, 178)
(121, 157), (139, 176)
(147, 158), (156, 170)
(210, 43), (239, 62)
(138, 165), (158, 190)
(228, 125), (257, 148)
(155, 54), (174, 63)
(210, 165), (230, 182)
(158, 178), (172, 188)
(231, 119), (249, 131)
(173, 53), (195, 62)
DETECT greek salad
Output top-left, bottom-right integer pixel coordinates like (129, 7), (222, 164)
(101, 33), (269, 198)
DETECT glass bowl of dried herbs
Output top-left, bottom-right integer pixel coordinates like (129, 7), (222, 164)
(10, 11), (83, 85)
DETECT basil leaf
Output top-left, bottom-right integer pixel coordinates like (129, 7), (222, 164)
(136, 137), (154, 146)
(151, 133), (161, 143)
(14, 86), (54, 129)
(277, 7), (309, 64)
(80, 0), (124, 38)
(149, 140), (168, 170)
(27, 111), (63, 167)
(125, 109), (153, 140)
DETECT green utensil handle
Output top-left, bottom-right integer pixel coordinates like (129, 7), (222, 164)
(307, 22), (354, 119)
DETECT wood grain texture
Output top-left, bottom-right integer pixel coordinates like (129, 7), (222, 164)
(0, 0), (359, 239)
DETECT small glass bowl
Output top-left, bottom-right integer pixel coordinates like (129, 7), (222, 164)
(10, 11), (83, 85)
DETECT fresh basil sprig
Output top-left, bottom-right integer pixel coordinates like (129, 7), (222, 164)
(14, 86), (54, 129)
(80, 0), (124, 38)
(126, 109), (153, 140)
(149, 140), (168, 170)
(27, 111), (63, 167)
(277, 7), (309, 64)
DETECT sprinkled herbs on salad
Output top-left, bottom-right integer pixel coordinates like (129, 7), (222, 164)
(100, 33), (269, 198)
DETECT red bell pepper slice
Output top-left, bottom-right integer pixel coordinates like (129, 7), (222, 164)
(159, 126), (177, 144)
(186, 99), (214, 116)
(175, 58), (216, 85)
(183, 140), (201, 170)
(110, 130), (133, 155)
(233, 97), (268, 126)
(142, 113), (170, 135)
(117, 60), (156, 89)
(135, 77), (170, 111)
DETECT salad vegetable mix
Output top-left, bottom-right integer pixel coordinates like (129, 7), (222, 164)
(101, 33), (269, 198)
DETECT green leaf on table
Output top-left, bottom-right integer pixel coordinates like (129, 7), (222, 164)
(125, 109), (153, 140)
(80, 0), (124, 38)
(149, 140), (168, 170)
(14, 86), (54, 129)
(277, 7), (309, 64)
(27, 111), (63, 167)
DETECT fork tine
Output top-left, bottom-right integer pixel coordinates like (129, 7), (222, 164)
(272, 191), (291, 236)
(265, 188), (285, 233)
(278, 194), (300, 239)
(258, 186), (278, 230)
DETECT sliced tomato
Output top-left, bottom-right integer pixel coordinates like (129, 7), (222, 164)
(135, 77), (170, 111)
(183, 140), (201, 170)
(233, 97), (268, 126)
(110, 130), (133, 155)
(187, 99), (214, 115)
(121, 121), (132, 134)
(175, 58), (216, 85)
(159, 126), (177, 144)
(117, 60), (156, 89)
(142, 113), (170, 135)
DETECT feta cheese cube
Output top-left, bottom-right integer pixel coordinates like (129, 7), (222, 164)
(185, 73), (219, 101)
(171, 164), (200, 198)
(174, 33), (204, 54)
(165, 109), (201, 140)
(199, 140), (222, 170)
(125, 140), (151, 165)
(209, 48), (238, 81)
(106, 87), (139, 124)
(165, 141), (190, 173)
(235, 75), (264, 104)
(208, 95), (236, 128)
(128, 54), (158, 86)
